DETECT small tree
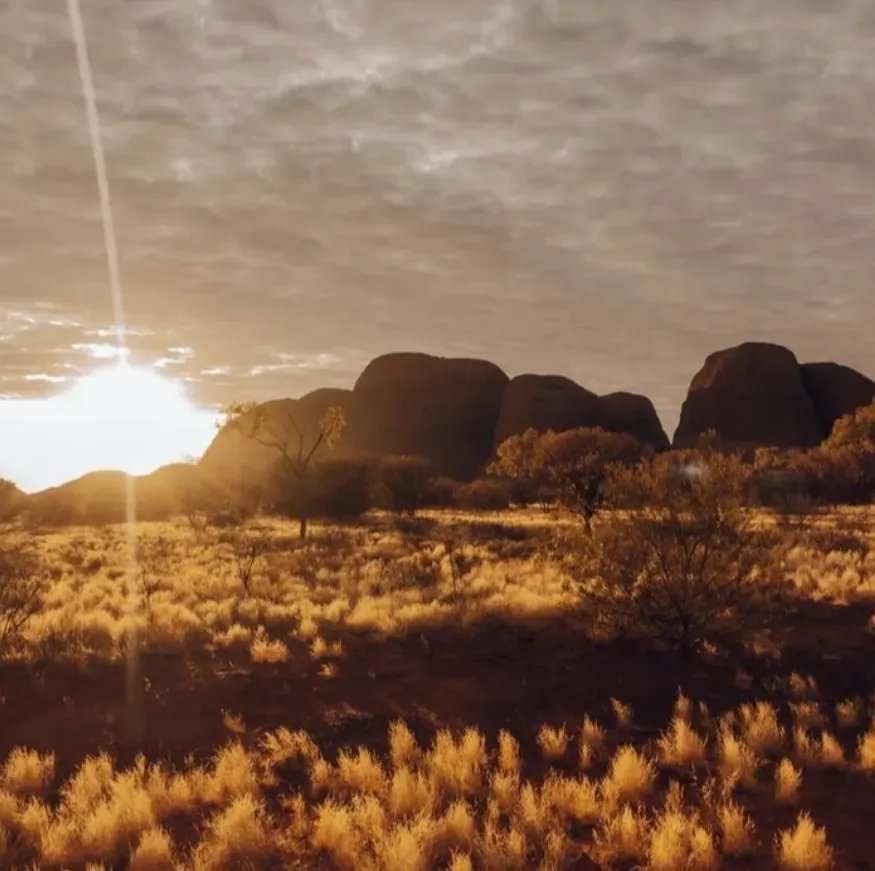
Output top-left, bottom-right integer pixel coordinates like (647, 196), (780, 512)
(0, 539), (48, 655)
(579, 452), (788, 656)
(223, 402), (346, 538)
(377, 455), (433, 516)
(489, 428), (546, 485)
(817, 400), (875, 504)
(540, 428), (646, 528)
(493, 427), (646, 530)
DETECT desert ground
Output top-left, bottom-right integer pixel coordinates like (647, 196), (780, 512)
(0, 507), (874, 870)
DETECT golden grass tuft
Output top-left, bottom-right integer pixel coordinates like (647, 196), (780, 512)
(775, 759), (803, 805)
(610, 698), (634, 728)
(602, 746), (655, 807)
(194, 795), (276, 871)
(775, 812), (834, 871)
(718, 800), (755, 856)
(389, 720), (420, 771)
(249, 635), (290, 664)
(790, 702), (827, 729)
(858, 725), (875, 771)
(580, 716), (606, 751)
(536, 725), (569, 762)
(336, 747), (387, 796)
(129, 827), (177, 871)
(739, 702), (785, 756)
(717, 727), (759, 789)
(657, 718), (707, 767)
(835, 698), (862, 728)
(0, 749), (55, 798)
(648, 808), (719, 871)
(593, 806), (648, 866)
(425, 729), (488, 801)
(496, 730), (521, 776)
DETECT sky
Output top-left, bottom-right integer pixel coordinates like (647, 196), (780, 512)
(1, 0), (874, 489)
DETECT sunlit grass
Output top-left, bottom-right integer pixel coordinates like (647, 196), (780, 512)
(1, 511), (874, 868)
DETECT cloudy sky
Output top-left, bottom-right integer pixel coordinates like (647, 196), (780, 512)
(2, 0), (874, 458)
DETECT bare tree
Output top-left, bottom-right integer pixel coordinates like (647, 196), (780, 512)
(223, 402), (346, 538)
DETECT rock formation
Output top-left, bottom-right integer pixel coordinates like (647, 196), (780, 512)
(492, 374), (601, 448)
(673, 342), (824, 449)
(348, 352), (509, 479)
(492, 375), (670, 452)
(597, 392), (671, 451)
(800, 362), (875, 438)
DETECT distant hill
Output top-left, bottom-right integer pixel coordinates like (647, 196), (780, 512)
(24, 463), (204, 526)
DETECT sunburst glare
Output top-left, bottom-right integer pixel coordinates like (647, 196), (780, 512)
(0, 363), (218, 492)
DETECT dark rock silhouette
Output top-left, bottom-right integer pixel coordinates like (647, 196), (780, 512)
(673, 342), (823, 449)
(597, 392), (671, 451)
(493, 375), (670, 451)
(349, 352), (509, 479)
(800, 362), (875, 438)
(493, 374), (601, 448)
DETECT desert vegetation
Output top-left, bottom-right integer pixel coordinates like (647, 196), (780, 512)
(0, 402), (874, 868)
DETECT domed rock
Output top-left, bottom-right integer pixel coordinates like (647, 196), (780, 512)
(800, 362), (875, 437)
(200, 388), (353, 479)
(349, 352), (509, 479)
(673, 342), (823, 449)
(492, 374), (600, 448)
(597, 392), (670, 451)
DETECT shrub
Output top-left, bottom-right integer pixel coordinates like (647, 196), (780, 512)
(0, 539), (49, 655)
(453, 480), (511, 511)
(579, 452), (789, 654)
(310, 459), (375, 521)
(426, 477), (457, 508)
(376, 456), (433, 516)
(491, 427), (647, 529)
(0, 479), (24, 523)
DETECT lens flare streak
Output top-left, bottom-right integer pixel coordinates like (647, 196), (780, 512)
(66, 0), (143, 744)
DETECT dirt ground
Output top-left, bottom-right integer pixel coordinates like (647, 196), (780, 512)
(1, 598), (874, 870)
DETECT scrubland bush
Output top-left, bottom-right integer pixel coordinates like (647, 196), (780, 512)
(578, 451), (790, 654)
(453, 480), (511, 511)
(310, 460), (375, 521)
(0, 479), (24, 523)
(491, 427), (647, 529)
(376, 456), (433, 516)
(425, 477), (457, 508)
(0, 539), (49, 655)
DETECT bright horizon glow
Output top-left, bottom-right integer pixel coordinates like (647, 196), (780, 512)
(0, 363), (219, 493)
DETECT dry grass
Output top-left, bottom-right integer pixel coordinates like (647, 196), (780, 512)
(717, 727), (760, 789)
(657, 718), (707, 768)
(740, 702), (785, 756)
(16, 517), (583, 661)
(857, 725), (875, 771)
(776, 812), (834, 871)
(0, 695), (869, 870)
(536, 726), (569, 762)
(776, 759), (804, 805)
(1, 511), (873, 868)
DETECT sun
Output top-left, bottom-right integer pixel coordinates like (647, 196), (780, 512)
(0, 363), (220, 492)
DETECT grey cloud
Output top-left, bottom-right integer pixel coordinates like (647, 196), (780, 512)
(0, 0), (873, 434)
